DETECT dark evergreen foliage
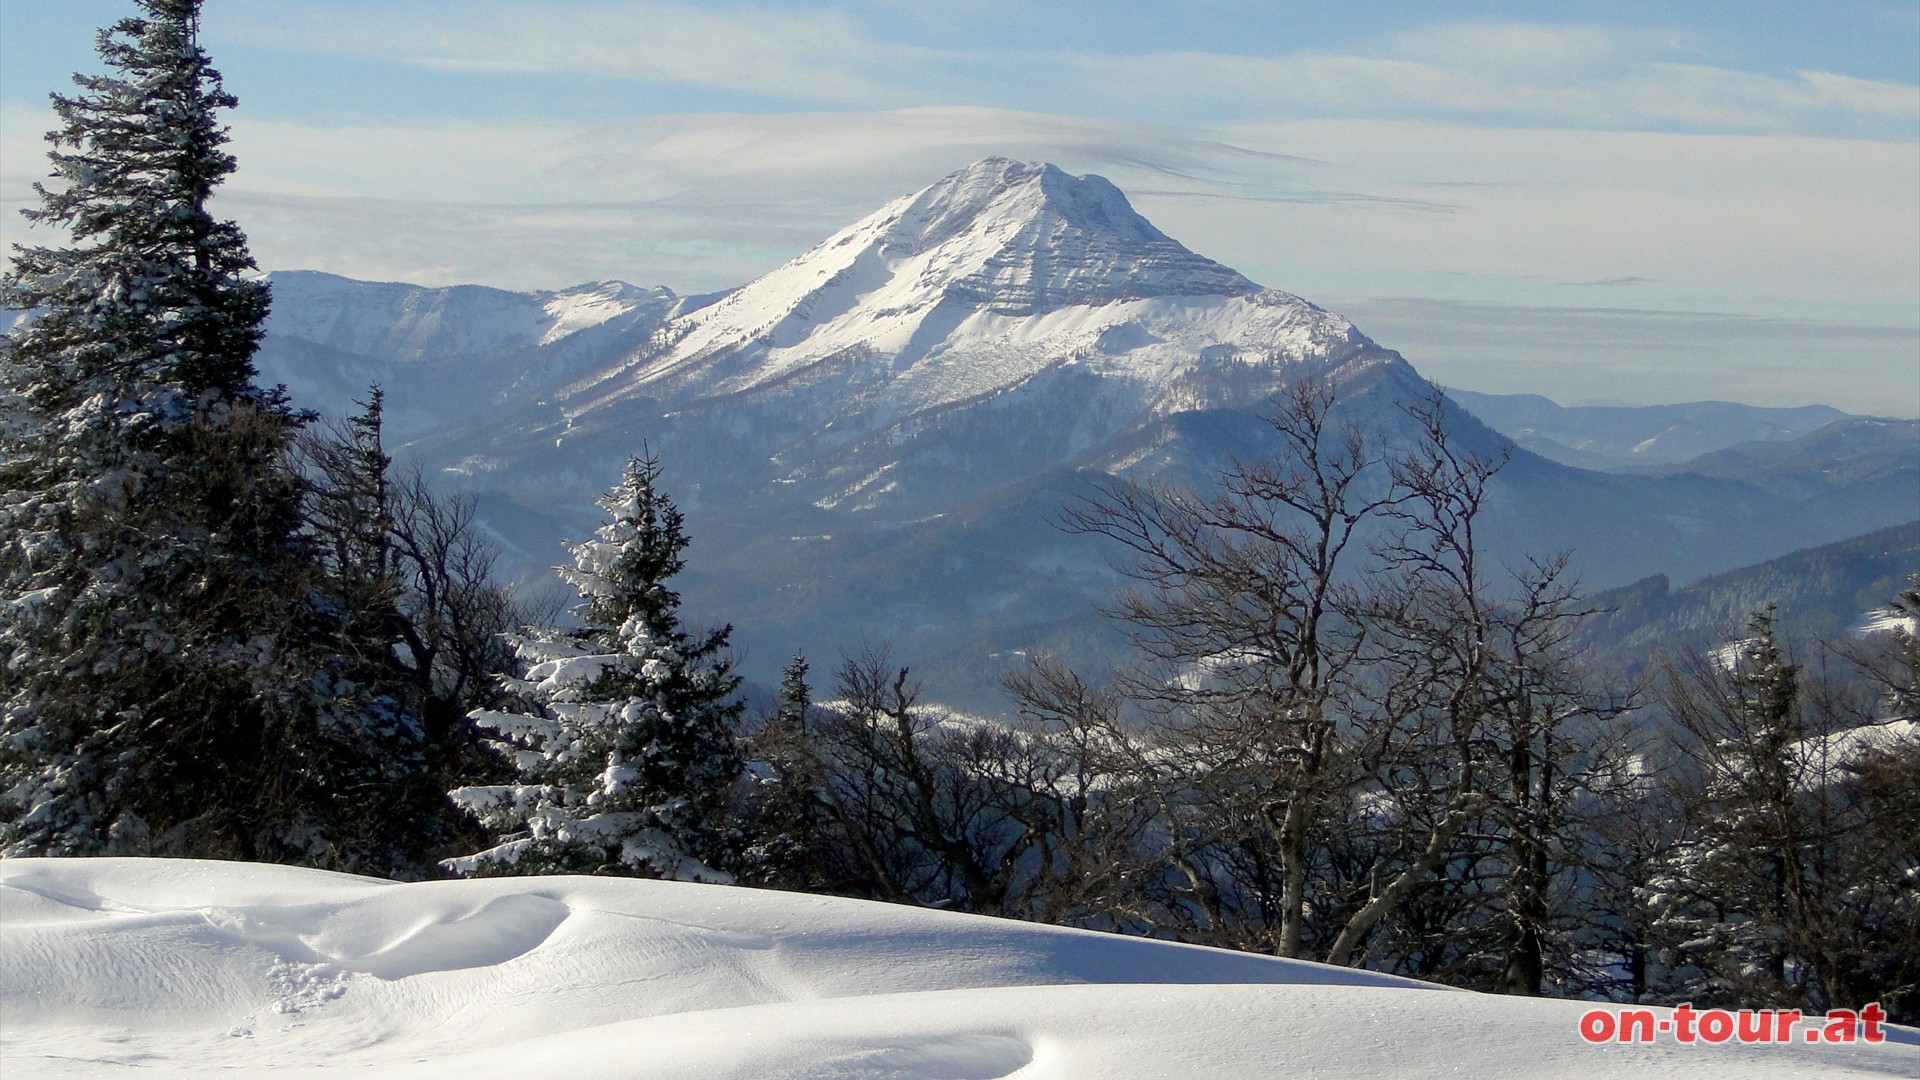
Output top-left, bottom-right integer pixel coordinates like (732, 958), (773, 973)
(298, 390), (520, 871)
(0, 0), (428, 873)
(736, 653), (838, 890)
(1642, 605), (1920, 1020)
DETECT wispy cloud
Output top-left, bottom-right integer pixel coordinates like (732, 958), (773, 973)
(225, 1), (919, 106)
(1068, 31), (1918, 134)
(7, 4), (1913, 416)
(218, 6), (1920, 137)
(0, 106), (1362, 292)
(1199, 119), (1919, 322)
(10, 100), (1911, 327)
(1132, 188), (1461, 213)
(18, 101), (1910, 318)
(1343, 296), (1920, 346)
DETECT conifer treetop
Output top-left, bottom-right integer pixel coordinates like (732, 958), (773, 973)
(0, 1), (424, 871)
(559, 451), (691, 644)
(4, 0), (270, 412)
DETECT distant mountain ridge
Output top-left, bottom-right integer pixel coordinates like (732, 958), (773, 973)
(247, 159), (1920, 706)
(1442, 388), (1859, 470)
(1632, 415), (1919, 493)
(265, 272), (674, 361)
(257, 271), (678, 440)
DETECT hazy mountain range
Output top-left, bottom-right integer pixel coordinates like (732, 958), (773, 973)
(1579, 520), (1920, 673)
(250, 158), (1919, 705)
(1440, 388), (1856, 470)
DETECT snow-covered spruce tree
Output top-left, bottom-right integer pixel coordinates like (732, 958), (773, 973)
(0, 0), (427, 868)
(447, 455), (743, 880)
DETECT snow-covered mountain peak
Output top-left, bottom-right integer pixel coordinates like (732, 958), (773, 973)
(540, 280), (673, 346)
(865, 157), (1260, 314)
(880, 158), (1146, 253)
(585, 159), (1367, 427)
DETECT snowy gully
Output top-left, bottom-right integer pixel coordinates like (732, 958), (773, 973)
(1578, 1003), (1888, 1045)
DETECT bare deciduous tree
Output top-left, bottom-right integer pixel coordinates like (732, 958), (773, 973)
(1055, 379), (1400, 956)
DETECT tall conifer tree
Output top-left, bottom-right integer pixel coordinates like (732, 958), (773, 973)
(0, 0), (418, 866)
(738, 653), (833, 889)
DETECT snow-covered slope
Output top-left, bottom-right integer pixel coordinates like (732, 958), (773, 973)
(265, 271), (676, 363)
(5, 859), (1912, 1078)
(255, 272), (678, 438)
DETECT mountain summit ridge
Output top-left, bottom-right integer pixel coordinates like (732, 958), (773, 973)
(567, 158), (1377, 440)
(871, 156), (1264, 312)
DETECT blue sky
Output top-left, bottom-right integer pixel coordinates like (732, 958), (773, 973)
(3, 1), (1916, 413)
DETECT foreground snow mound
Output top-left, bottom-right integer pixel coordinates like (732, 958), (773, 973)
(2, 859), (1913, 1078)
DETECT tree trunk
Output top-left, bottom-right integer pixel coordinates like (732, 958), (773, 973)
(1277, 797), (1309, 958)
(1324, 797), (1478, 967)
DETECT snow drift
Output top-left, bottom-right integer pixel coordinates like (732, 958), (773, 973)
(3, 859), (1914, 1078)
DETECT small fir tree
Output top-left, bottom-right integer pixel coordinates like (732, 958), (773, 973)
(305, 390), (402, 662)
(738, 653), (834, 888)
(447, 454), (743, 879)
(1881, 575), (1920, 720)
(775, 654), (814, 731)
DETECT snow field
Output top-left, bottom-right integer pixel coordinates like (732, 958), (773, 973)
(2, 858), (1915, 1078)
